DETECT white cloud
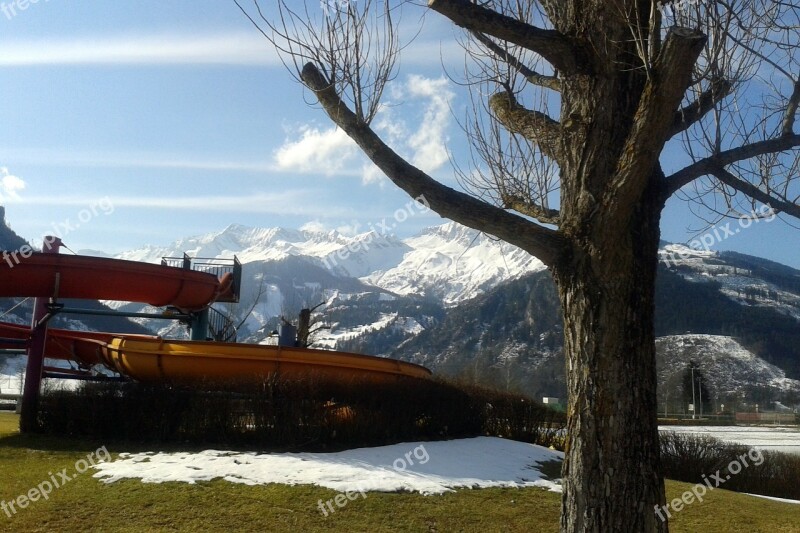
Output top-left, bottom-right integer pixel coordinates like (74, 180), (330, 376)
(272, 75), (455, 184)
(335, 221), (363, 236)
(405, 75), (454, 173)
(273, 125), (359, 176)
(13, 191), (354, 218)
(363, 74), (455, 182)
(2, 148), (283, 174)
(360, 162), (385, 186)
(0, 167), (26, 201)
(297, 219), (364, 236)
(300, 220), (328, 233)
(0, 33), (280, 66)
(373, 104), (409, 145)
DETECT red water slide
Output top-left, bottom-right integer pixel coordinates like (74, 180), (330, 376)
(0, 253), (232, 311)
(0, 251), (432, 384)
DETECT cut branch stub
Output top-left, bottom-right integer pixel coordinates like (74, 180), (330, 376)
(489, 91), (563, 164)
(501, 193), (560, 224)
(782, 80), (800, 136)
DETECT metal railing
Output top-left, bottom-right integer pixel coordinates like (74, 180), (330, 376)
(208, 307), (237, 342)
(161, 254), (242, 303)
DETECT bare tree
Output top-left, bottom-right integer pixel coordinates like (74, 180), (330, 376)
(236, 1), (800, 531)
(209, 269), (271, 341)
(277, 302), (330, 347)
(296, 301), (329, 347)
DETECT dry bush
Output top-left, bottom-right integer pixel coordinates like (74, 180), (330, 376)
(35, 374), (565, 451)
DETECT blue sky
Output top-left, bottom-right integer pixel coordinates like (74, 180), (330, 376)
(0, 0), (798, 268)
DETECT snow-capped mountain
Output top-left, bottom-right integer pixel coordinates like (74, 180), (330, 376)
(116, 224), (409, 278)
(364, 222), (545, 304)
(116, 221), (545, 307)
(660, 244), (800, 321)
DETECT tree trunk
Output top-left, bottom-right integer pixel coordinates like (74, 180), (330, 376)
(553, 179), (668, 532)
(297, 308), (311, 348)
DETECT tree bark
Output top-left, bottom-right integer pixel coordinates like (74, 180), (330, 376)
(297, 308), (311, 348)
(553, 176), (667, 532)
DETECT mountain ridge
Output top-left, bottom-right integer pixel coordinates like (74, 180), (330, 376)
(3, 215), (799, 409)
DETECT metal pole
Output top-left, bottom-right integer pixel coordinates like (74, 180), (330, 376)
(53, 307), (190, 320)
(690, 366), (696, 420)
(697, 377), (703, 419)
(20, 236), (62, 432)
(190, 308), (210, 341)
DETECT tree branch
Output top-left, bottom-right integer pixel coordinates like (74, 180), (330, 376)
(500, 193), (560, 224)
(710, 166), (800, 219)
(782, 80), (800, 136)
(427, 0), (584, 75)
(606, 28), (707, 216)
(301, 62), (566, 267)
(668, 77), (733, 138)
(489, 90), (563, 163)
(470, 31), (561, 91)
(664, 134), (800, 197)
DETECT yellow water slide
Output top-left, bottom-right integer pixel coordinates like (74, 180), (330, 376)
(0, 252), (432, 384)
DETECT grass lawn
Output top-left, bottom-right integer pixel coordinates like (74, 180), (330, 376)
(1, 412), (798, 532)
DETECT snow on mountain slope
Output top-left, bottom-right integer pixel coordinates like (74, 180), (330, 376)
(660, 244), (800, 320)
(114, 222), (543, 306)
(363, 222), (546, 305)
(117, 225), (346, 266)
(314, 312), (399, 349)
(656, 334), (800, 394)
(116, 224), (410, 280)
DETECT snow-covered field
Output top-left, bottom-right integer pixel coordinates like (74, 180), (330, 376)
(93, 437), (564, 495)
(660, 425), (800, 455)
(89, 436), (800, 507)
